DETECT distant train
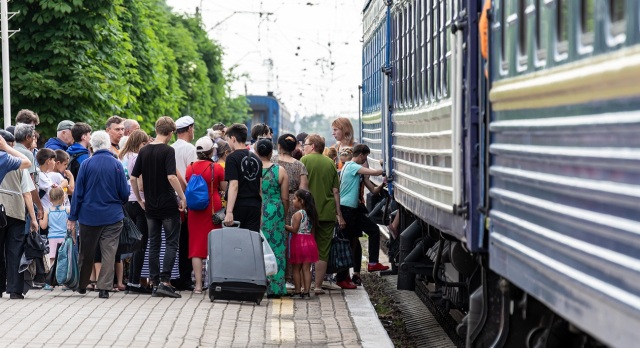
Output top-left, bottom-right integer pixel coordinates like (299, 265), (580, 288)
(247, 93), (295, 141)
(361, 0), (639, 347)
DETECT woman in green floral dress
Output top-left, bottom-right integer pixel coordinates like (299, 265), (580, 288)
(256, 139), (289, 297)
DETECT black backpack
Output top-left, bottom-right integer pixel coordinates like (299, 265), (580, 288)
(67, 153), (82, 179)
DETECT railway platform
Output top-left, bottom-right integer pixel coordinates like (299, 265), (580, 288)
(0, 285), (392, 348)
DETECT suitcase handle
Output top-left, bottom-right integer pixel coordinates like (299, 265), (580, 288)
(224, 221), (241, 227)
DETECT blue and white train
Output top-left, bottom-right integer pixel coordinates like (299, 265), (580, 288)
(361, 0), (640, 346)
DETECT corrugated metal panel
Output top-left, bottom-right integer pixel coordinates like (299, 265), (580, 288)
(489, 110), (640, 347)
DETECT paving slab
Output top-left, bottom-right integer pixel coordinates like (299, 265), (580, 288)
(0, 286), (392, 348)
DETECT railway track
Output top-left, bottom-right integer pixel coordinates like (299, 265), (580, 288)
(376, 226), (465, 348)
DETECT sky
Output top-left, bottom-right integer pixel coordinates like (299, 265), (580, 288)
(166, 0), (364, 123)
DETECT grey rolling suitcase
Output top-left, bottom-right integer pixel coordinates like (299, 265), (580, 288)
(207, 224), (266, 305)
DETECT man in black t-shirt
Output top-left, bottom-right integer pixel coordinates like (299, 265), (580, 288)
(223, 123), (262, 232)
(130, 116), (186, 298)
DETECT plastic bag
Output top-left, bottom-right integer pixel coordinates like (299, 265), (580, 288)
(260, 231), (278, 276)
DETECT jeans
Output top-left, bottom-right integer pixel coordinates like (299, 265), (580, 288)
(147, 213), (180, 284)
(78, 221), (123, 291)
(0, 217), (26, 294)
(336, 205), (381, 282)
(126, 201), (148, 285)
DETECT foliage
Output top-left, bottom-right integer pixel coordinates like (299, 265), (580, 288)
(2, 0), (249, 138)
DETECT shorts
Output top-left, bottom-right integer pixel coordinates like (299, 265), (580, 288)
(48, 238), (65, 259)
(315, 221), (335, 262)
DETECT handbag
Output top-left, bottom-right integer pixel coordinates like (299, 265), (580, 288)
(326, 224), (354, 274)
(119, 207), (143, 254)
(212, 207), (226, 225)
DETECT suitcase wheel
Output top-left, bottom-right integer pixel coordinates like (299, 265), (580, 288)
(210, 296), (215, 302)
(256, 298), (261, 305)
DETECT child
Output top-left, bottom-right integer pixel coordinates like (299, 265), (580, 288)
(39, 186), (70, 290)
(36, 148), (61, 212)
(323, 147), (338, 163)
(285, 189), (320, 298)
(339, 147), (353, 171)
(50, 150), (74, 205)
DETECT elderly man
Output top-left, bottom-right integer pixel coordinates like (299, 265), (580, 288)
(44, 120), (75, 151)
(123, 119), (140, 136)
(106, 116), (125, 155)
(68, 131), (129, 299)
(14, 124), (44, 221)
(0, 130), (38, 299)
(0, 131), (30, 183)
(300, 134), (345, 294)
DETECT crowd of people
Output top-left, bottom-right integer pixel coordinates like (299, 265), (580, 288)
(0, 110), (388, 300)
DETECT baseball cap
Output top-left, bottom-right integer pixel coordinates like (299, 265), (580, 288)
(175, 116), (194, 129)
(57, 120), (75, 131)
(195, 136), (216, 152)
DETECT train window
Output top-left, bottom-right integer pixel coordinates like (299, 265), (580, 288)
(403, 7), (408, 108)
(443, 0), (450, 98)
(535, 0), (547, 64)
(580, 0), (595, 48)
(500, 1), (508, 73)
(417, 0), (423, 105)
(408, 2), (414, 107)
(427, 3), (433, 102)
(518, 0), (527, 57)
(392, 15), (398, 109)
(556, 0), (569, 55)
(609, 0), (625, 39)
(434, 1), (440, 99)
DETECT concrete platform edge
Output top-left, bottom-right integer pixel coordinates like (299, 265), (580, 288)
(344, 286), (394, 348)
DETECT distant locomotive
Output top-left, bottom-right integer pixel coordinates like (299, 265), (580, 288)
(361, 0), (639, 347)
(247, 93), (294, 142)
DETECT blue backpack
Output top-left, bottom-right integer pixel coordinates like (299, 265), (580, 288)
(185, 163), (211, 210)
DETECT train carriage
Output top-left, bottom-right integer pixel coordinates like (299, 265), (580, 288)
(362, 0), (640, 346)
(487, 0), (640, 346)
(247, 94), (294, 142)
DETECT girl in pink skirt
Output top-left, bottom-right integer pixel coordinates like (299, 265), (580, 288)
(285, 189), (319, 298)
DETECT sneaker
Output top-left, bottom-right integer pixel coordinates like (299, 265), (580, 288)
(367, 263), (390, 272)
(336, 280), (357, 290)
(321, 281), (342, 291)
(155, 283), (182, 298)
(151, 287), (160, 297)
(42, 284), (54, 291)
(285, 282), (295, 290)
(351, 275), (362, 286)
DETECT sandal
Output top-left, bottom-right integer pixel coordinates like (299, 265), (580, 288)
(86, 282), (96, 291)
(314, 289), (326, 296)
(193, 289), (203, 294)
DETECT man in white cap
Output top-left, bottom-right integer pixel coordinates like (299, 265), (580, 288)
(44, 120), (75, 151)
(172, 115), (197, 291)
(173, 116), (196, 182)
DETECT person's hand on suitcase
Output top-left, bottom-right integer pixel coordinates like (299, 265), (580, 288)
(224, 211), (234, 226)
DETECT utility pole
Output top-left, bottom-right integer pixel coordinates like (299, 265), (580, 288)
(1, 0), (18, 128)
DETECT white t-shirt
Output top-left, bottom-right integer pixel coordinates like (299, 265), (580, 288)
(172, 139), (197, 179)
(38, 170), (55, 211)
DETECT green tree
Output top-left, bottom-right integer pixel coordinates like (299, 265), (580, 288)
(7, 0), (139, 135)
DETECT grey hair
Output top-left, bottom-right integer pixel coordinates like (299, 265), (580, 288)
(14, 123), (34, 142)
(123, 119), (139, 131)
(90, 130), (111, 152)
